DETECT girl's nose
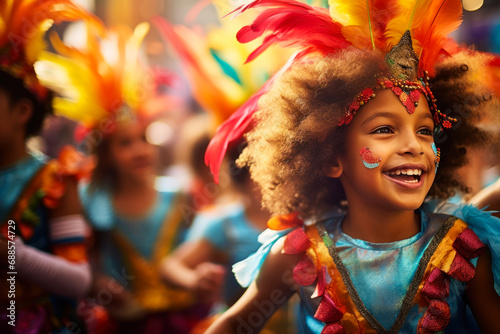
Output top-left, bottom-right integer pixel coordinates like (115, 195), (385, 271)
(399, 132), (424, 157)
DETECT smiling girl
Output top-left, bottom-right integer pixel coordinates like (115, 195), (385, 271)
(203, 1), (500, 333)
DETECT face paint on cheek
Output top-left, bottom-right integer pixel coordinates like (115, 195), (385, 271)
(359, 148), (382, 169)
(431, 143), (440, 174)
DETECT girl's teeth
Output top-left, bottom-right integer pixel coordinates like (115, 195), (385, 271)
(388, 169), (423, 175)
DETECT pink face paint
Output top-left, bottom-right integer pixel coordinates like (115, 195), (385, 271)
(359, 148), (382, 169)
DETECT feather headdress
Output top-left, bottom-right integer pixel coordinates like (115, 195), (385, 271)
(35, 22), (175, 140)
(0, 0), (100, 101)
(204, 0), (499, 181)
(152, 9), (292, 182)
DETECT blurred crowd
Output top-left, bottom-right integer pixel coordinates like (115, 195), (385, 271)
(0, 1), (499, 334)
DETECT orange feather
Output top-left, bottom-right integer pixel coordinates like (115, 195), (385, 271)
(412, 0), (463, 75)
(330, 0), (400, 52)
(385, 0), (463, 75)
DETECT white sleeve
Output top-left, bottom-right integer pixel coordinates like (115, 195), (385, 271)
(15, 214), (92, 298)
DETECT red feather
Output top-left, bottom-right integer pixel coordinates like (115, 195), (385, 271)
(228, 0), (351, 63)
(205, 82), (266, 183)
(205, 55), (296, 182)
(152, 16), (238, 123)
(152, 16), (204, 78)
(414, 0), (463, 75)
(485, 55), (500, 102)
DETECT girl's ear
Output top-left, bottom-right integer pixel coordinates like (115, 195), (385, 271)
(13, 98), (33, 126)
(325, 157), (343, 178)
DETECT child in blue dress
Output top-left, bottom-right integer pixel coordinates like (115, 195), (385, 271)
(36, 22), (208, 333)
(0, 2), (99, 333)
(204, 1), (500, 333)
(161, 144), (269, 308)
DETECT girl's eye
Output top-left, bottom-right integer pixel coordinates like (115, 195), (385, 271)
(371, 126), (393, 134)
(417, 128), (433, 136)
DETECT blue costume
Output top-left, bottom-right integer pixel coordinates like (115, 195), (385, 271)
(0, 151), (88, 334)
(234, 205), (500, 333)
(187, 202), (262, 305)
(80, 180), (207, 333)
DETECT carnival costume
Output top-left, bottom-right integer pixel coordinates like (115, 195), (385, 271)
(36, 21), (205, 333)
(0, 148), (93, 334)
(203, 1), (500, 333)
(0, 1), (99, 332)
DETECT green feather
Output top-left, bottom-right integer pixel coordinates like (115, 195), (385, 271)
(366, 0), (375, 50)
(407, 0), (421, 30)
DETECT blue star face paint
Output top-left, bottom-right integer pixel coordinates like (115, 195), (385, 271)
(359, 148), (382, 169)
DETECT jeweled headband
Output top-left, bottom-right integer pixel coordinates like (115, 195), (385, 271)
(339, 31), (457, 131)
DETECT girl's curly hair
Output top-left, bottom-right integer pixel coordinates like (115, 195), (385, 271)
(237, 47), (499, 219)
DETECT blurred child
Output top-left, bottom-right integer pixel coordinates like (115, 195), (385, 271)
(154, 10), (295, 332)
(36, 23), (207, 333)
(203, 1), (500, 333)
(161, 143), (269, 308)
(0, 1), (98, 333)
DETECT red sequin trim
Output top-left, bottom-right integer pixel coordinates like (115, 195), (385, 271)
(283, 227), (311, 254)
(453, 228), (486, 260)
(293, 255), (317, 286)
(314, 293), (343, 323)
(417, 226), (485, 333)
(421, 268), (449, 300)
(419, 299), (450, 332)
(322, 322), (347, 334)
(448, 252), (476, 282)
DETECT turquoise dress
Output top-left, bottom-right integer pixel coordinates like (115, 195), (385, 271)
(0, 154), (50, 250)
(79, 181), (186, 285)
(234, 205), (500, 333)
(80, 185), (186, 277)
(187, 202), (262, 305)
(79, 179), (206, 333)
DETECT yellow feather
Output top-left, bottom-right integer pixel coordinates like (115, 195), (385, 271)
(329, 0), (369, 26)
(37, 21), (156, 127)
(329, 0), (385, 50)
(384, 0), (419, 51)
(35, 51), (107, 124)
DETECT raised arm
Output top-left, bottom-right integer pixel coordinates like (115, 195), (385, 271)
(205, 236), (301, 334)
